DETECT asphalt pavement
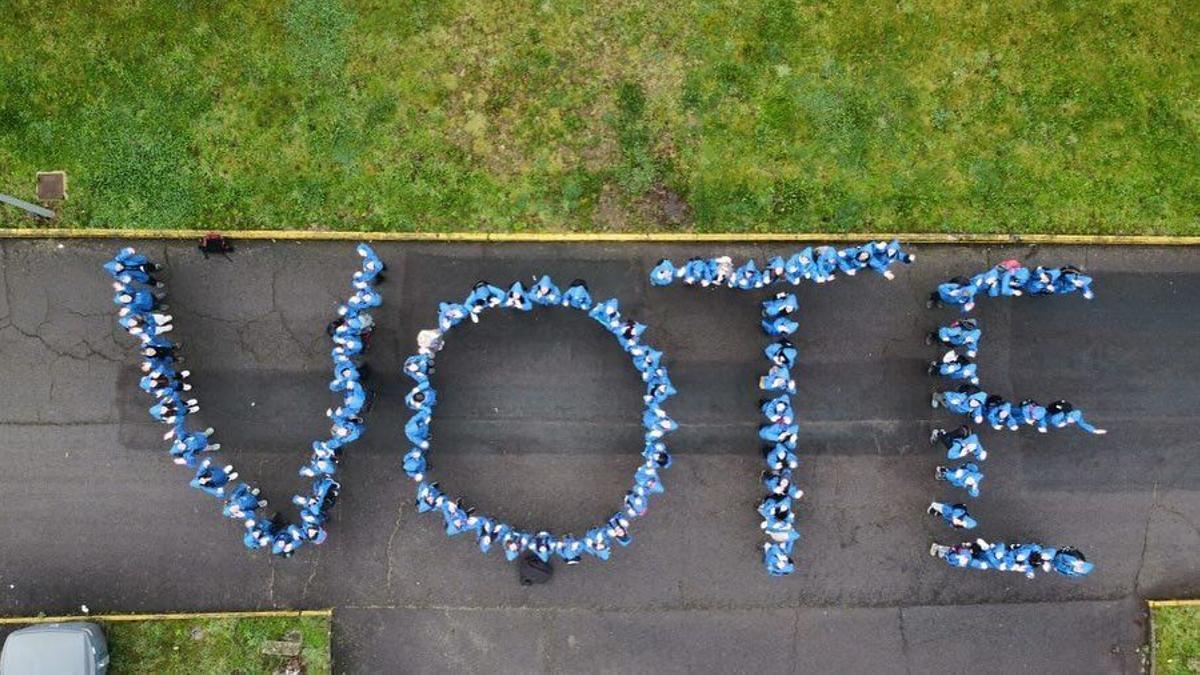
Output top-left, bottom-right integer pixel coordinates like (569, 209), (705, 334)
(0, 238), (1196, 673)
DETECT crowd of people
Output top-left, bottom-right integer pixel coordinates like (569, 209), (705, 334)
(926, 260), (1097, 578)
(930, 540), (1095, 577)
(759, 292), (802, 576)
(402, 276), (678, 565)
(927, 260), (1094, 313)
(648, 240), (915, 575)
(106, 243), (384, 557)
(648, 240), (914, 289)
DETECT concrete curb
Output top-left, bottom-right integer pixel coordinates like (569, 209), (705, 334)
(1147, 599), (1200, 607)
(1, 228), (1199, 245)
(0, 609), (332, 625)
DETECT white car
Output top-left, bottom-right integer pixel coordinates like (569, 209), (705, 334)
(0, 622), (109, 675)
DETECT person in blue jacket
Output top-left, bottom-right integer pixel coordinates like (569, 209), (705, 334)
(355, 243), (386, 281)
(762, 470), (802, 499)
(734, 259), (765, 290)
(438, 302), (470, 331)
(762, 292), (798, 317)
(341, 381), (369, 416)
(812, 246), (839, 283)
(765, 339), (798, 368)
(191, 459), (237, 498)
(931, 384), (987, 422)
(617, 320), (646, 351)
(465, 281), (504, 316)
(983, 395), (1019, 431)
(222, 483), (264, 520)
(642, 405), (678, 439)
(403, 354), (431, 383)
(505, 281), (533, 311)
(527, 531), (555, 563)
(868, 239), (912, 277)
(171, 427), (219, 466)
(634, 465), (665, 494)
(416, 481), (445, 513)
(1027, 266), (1061, 295)
(406, 409), (432, 449)
(562, 279), (593, 309)
(624, 487), (650, 517)
(531, 275), (562, 305)
(441, 499), (474, 536)
(758, 494), (793, 525)
(1018, 399), (1047, 430)
(973, 264), (1003, 297)
(348, 287), (382, 312)
(927, 318), (981, 357)
(649, 259), (677, 286)
(584, 527), (612, 560)
(589, 298), (621, 328)
(299, 451), (337, 478)
(243, 517), (276, 550)
(835, 246), (864, 276)
(761, 314), (799, 337)
(710, 255), (735, 287)
(935, 463), (983, 498)
(928, 501), (977, 529)
(475, 519), (508, 554)
(1045, 400), (1106, 434)
(761, 395), (794, 425)
(630, 346), (661, 375)
(643, 373), (676, 405)
(104, 248), (160, 285)
(930, 542), (972, 568)
(503, 530), (532, 561)
(763, 541), (795, 576)
(607, 513), (633, 546)
(402, 448), (427, 481)
(405, 380), (437, 412)
(272, 524), (306, 557)
(928, 276), (976, 311)
(784, 249), (814, 284)
(759, 365), (796, 395)
(931, 425), (986, 461)
(764, 444), (799, 472)
(644, 439), (672, 469)
(999, 261), (1031, 296)
(330, 356), (360, 392)
(113, 284), (163, 313)
(928, 350), (978, 384)
(1056, 266), (1095, 299)
(1051, 547), (1094, 577)
(759, 422), (798, 448)
(764, 257), (786, 285)
(556, 535), (585, 564)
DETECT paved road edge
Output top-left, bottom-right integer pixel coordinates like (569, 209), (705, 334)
(2, 228), (1200, 245)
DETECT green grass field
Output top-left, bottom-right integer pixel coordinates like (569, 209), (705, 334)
(103, 614), (330, 674)
(1154, 605), (1200, 675)
(2, 1), (1198, 234)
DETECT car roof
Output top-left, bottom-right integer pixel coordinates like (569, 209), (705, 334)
(1, 625), (95, 675)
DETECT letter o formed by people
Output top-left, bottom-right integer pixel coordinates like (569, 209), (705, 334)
(400, 275), (678, 567)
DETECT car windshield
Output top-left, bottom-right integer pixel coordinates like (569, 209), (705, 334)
(1, 630), (92, 675)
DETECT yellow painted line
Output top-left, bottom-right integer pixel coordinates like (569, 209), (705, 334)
(1148, 599), (1200, 608)
(1, 228), (1199, 245)
(0, 608), (332, 625)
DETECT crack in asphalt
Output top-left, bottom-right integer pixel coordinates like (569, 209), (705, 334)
(897, 606), (912, 675)
(1134, 482), (1157, 595)
(385, 499), (406, 595)
(301, 548), (322, 602)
